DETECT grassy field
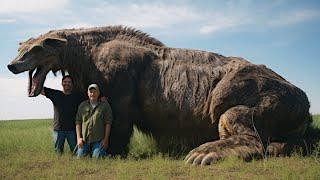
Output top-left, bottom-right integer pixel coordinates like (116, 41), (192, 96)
(0, 116), (319, 179)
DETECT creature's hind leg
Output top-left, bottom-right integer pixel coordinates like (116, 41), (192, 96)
(185, 105), (263, 165)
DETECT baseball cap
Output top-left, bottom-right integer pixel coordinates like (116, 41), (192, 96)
(88, 84), (100, 92)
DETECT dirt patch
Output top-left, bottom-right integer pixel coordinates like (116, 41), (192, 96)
(24, 161), (53, 170)
(76, 168), (99, 176)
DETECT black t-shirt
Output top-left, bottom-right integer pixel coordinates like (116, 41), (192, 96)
(44, 87), (86, 131)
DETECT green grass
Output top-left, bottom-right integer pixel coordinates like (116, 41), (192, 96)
(0, 116), (320, 179)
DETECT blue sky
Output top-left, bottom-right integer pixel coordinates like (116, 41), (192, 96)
(0, 0), (319, 120)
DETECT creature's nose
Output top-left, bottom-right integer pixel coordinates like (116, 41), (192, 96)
(7, 64), (16, 73)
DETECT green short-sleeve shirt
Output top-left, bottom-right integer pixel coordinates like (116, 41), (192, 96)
(75, 100), (113, 143)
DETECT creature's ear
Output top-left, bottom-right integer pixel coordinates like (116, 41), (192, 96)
(42, 37), (67, 48)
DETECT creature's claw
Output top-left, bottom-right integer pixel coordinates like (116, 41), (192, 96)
(184, 142), (220, 165)
(184, 136), (262, 166)
(192, 154), (206, 165)
(201, 153), (215, 165)
(185, 152), (199, 164)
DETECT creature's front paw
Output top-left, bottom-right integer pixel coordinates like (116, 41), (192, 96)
(184, 142), (220, 166)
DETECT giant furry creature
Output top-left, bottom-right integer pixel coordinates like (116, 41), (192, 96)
(7, 26), (310, 165)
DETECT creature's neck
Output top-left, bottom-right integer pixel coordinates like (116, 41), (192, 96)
(55, 26), (164, 95)
(60, 42), (98, 93)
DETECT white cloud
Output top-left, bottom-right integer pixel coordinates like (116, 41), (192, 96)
(59, 22), (95, 29)
(0, 0), (70, 13)
(6, 2), (205, 39)
(0, 18), (16, 24)
(0, 76), (62, 120)
(91, 3), (201, 28)
(268, 9), (319, 27)
(199, 16), (246, 34)
(1, 1), (201, 29)
(199, 7), (320, 35)
(2, 1), (320, 39)
(197, 3), (255, 35)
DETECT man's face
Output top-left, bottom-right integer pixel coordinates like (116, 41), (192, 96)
(88, 88), (100, 101)
(61, 77), (73, 92)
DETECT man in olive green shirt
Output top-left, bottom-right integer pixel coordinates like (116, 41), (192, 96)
(75, 84), (113, 158)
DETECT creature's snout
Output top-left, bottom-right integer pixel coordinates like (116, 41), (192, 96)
(7, 64), (18, 74)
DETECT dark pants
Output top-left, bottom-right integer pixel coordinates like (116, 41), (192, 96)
(53, 130), (76, 154)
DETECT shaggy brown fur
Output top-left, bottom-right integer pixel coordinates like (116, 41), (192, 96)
(8, 26), (310, 165)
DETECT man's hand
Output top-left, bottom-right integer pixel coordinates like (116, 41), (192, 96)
(77, 138), (84, 148)
(100, 138), (109, 150)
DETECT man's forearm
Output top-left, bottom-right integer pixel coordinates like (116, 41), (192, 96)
(104, 123), (111, 142)
(76, 124), (82, 139)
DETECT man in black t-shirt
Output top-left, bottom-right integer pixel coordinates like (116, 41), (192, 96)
(41, 75), (86, 154)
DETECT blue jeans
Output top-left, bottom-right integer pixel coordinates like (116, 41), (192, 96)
(53, 130), (77, 154)
(76, 140), (106, 158)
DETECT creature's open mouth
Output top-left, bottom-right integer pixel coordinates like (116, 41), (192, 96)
(28, 66), (48, 97)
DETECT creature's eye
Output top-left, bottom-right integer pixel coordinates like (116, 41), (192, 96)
(30, 46), (43, 53)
